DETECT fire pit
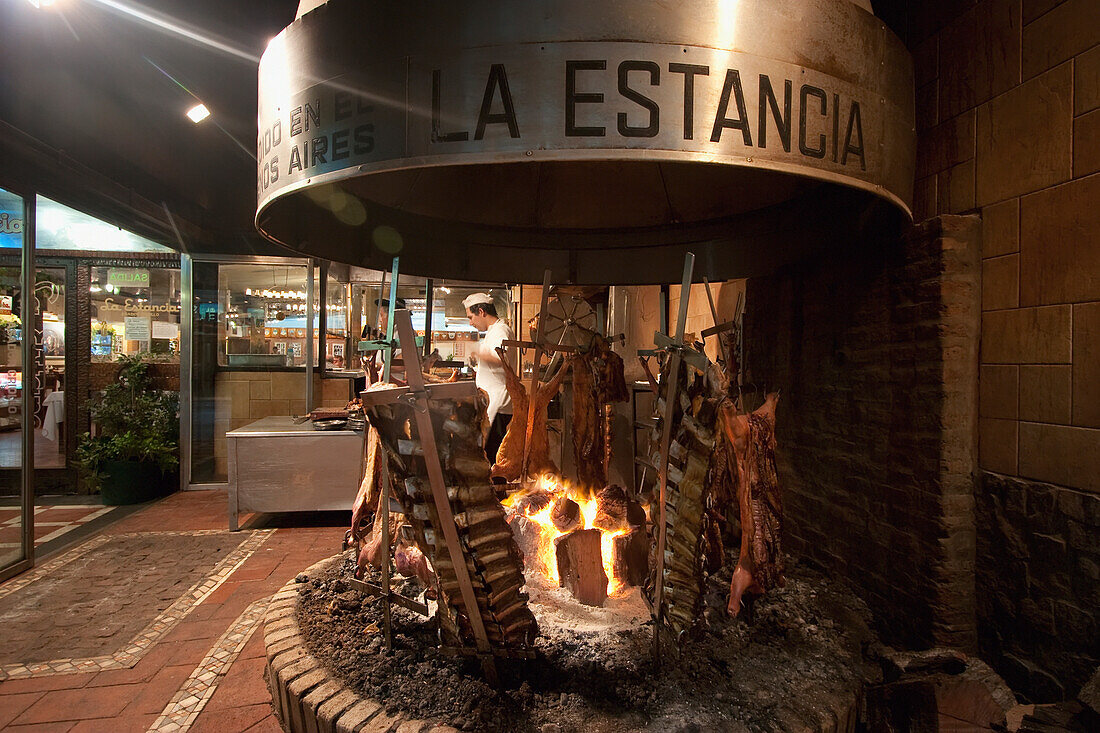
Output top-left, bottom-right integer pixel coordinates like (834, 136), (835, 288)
(265, 549), (877, 732)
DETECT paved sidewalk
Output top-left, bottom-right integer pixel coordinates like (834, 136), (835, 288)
(0, 489), (348, 732)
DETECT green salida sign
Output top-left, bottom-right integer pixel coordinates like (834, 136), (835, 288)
(107, 268), (150, 288)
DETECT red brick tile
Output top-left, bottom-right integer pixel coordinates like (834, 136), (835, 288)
(0, 692), (47, 728)
(13, 685), (133, 724)
(243, 714), (283, 733)
(122, 664), (195, 716)
(191, 703), (274, 733)
(5, 722), (76, 733)
(162, 616), (238, 643)
(68, 714), (157, 733)
(205, 656), (273, 711)
(0, 674), (90, 695)
(238, 628), (268, 660)
(203, 580), (242, 605)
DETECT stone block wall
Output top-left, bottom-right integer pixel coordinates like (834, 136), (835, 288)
(742, 215), (981, 652)
(899, 0), (1100, 702)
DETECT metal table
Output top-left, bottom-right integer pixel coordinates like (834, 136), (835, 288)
(226, 416), (363, 530)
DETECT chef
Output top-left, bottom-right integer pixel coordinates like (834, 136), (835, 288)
(463, 292), (514, 462)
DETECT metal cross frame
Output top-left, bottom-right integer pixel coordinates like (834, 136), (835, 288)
(500, 270), (576, 485)
(645, 252), (706, 663)
(358, 309), (501, 684)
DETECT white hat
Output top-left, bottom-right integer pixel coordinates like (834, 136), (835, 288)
(462, 292), (493, 309)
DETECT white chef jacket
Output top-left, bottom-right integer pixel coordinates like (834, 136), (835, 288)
(475, 319), (514, 423)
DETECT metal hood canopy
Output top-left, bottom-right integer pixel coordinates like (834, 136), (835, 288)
(256, 0), (915, 284)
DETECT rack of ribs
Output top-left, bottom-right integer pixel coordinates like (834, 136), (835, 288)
(364, 383), (539, 650)
(717, 392), (785, 616)
(645, 359), (725, 638)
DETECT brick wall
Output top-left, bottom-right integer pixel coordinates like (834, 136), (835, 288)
(902, 0), (1100, 702)
(742, 215), (980, 651)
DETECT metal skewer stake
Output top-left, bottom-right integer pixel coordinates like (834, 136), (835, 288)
(651, 252), (695, 664)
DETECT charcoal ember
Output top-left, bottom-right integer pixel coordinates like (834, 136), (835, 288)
(551, 497), (581, 533)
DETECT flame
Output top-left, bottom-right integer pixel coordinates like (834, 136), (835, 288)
(508, 473), (630, 597)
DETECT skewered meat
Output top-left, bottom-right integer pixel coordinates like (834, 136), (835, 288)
(491, 348), (571, 481)
(348, 427), (384, 549)
(717, 393), (784, 616)
(571, 335), (628, 489)
(363, 380), (538, 649)
(589, 334), (629, 404)
(491, 347), (529, 482)
(572, 350), (604, 488)
(645, 362), (721, 638)
(394, 535), (434, 587)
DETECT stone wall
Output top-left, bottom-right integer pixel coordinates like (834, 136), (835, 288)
(900, 0), (1099, 702)
(742, 215), (980, 652)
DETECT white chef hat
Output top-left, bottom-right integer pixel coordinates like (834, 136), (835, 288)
(462, 292), (494, 309)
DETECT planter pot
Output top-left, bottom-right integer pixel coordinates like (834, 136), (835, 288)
(100, 460), (177, 505)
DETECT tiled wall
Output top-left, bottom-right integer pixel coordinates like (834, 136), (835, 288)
(910, 0), (1099, 487)
(210, 372), (351, 479)
(908, 0), (1099, 701)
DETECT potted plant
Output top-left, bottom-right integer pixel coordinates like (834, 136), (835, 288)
(76, 353), (180, 505)
(0, 314), (22, 366)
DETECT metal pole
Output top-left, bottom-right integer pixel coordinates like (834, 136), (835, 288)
(520, 270), (552, 481)
(305, 258), (315, 412)
(180, 253), (193, 490)
(423, 278), (434, 358)
(380, 461), (393, 649)
(21, 195), (35, 565)
(382, 257), (399, 383)
(318, 260), (328, 374)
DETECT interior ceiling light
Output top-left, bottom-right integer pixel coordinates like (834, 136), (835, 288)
(186, 103), (210, 123)
(26, 0), (57, 8)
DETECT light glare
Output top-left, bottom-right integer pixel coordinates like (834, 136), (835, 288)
(186, 103), (210, 123)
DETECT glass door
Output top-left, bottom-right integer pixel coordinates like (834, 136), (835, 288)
(0, 186), (34, 581)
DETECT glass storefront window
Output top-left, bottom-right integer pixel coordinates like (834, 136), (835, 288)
(90, 267), (181, 363)
(217, 263), (317, 368)
(325, 271), (348, 370)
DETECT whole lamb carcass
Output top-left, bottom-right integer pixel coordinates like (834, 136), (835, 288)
(716, 392), (785, 616)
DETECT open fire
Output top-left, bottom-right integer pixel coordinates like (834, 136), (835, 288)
(503, 475), (649, 607)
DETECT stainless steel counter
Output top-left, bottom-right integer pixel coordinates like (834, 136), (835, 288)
(226, 416), (363, 530)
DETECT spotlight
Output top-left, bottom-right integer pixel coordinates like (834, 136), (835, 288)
(186, 103), (210, 123)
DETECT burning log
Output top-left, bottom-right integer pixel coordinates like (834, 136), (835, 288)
(612, 529), (649, 588)
(551, 497), (581, 533)
(512, 490), (552, 515)
(555, 528), (608, 607)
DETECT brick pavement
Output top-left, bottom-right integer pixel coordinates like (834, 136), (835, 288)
(0, 489), (348, 732)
